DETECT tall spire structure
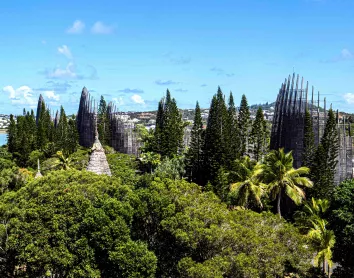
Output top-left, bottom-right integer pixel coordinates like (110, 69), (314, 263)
(270, 73), (354, 183)
(86, 103), (112, 176)
(35, 159), (43, 179)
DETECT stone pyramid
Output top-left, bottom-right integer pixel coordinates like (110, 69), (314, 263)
(86, 124), (112, 176)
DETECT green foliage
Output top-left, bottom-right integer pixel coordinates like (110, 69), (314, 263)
(302, 109), (315, 168)
(224, 92), (240, 166)
(0, 170), (157, 277)
(261, 149), (313, 218)
(135, 124), (154, 153)
(134, 177), (313, 277)
(328, 180), (354, 277)
(186, 102), (205, 184)
(238, 94), (251, 157)
(138, 151), (161, 174)
(107, 153), (139, 186)
(97, 95), (111, 146)
(311, 109), (339, 200)
(230, 157), (265, 209)
(249, 107), (268, 161)
(212, 166), (230, 202)
(203, 87), (229, 183)
(154, 155), (186, 180)
(27, 150), (45, 169)
(151, 90), (185, 158)
(69, 147), (90, 170)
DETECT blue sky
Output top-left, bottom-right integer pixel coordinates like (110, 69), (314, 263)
(1, 0), (354, 115)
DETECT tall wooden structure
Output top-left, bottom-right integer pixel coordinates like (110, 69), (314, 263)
(270, 73), (353, 183)
(76, 87), (140, 156)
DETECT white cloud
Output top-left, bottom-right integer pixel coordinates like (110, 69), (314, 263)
(67, 20), (85, 34)
(44, 91), (60, 101)
(343, 93), (354, 104)
(341, 49), (353, 59)
(58, 45), (72, 59)
(112, 97), (124, 105)
(45, 62), (79, 79)
(131, 94), (145, 105)
(91, 21), (114, 34)
(2, 85), (36, 106)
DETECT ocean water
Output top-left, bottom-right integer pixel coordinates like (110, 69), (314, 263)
(0, 133), (7, 146)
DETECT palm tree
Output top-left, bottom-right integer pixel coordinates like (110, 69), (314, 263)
(230, 156), (265, 208)
(53, 151), (72, 170)
(308, 218), (335, 276)
(261, 148), (313, 218)
(295, 197), (330, 234)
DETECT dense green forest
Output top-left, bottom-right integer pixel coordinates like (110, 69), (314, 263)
(0, 88), (353, 277)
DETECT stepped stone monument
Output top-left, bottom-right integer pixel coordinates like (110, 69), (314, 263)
(35, 159), (43, 179)
(86, 115), (112, 176)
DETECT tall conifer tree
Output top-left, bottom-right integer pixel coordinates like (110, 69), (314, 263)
(152, 89), (184, 158)
(238, 94), (251, 156)
(186, 101), (205, 184)
(311, 109), (339, 199)
(224, 92), (240, 167)
(98, 95), (109, 145)
(7, 114), (17, 153)
(153, 100), (165, 153)
(203, 87), (228, 183)
(37, 101), (48, 150)
(250, 107), (267, 161)
(57, 106), (68, 154)
(302, 109), (315, 167)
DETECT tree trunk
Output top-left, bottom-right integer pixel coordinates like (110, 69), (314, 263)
(277, 189), (282, 218)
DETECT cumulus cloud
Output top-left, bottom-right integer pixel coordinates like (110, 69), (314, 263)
(169, 56), (191, 65)
(58, 45), (72, 59)
(67, 20), (85, 34)
(44, 62), (79, 79)
(155, 79), (180, 86)
(210, 67), (235, 77)
(118, 88), (144, 94)
(343, 93), (354, 104)
(91, 21), (115, 34)
(2, 85), (37, 106)
(341, 49), (353, 59)
(44, 91), (60, 101)
(41, 63), (98, 80)
(175, 88), (188, 92)
(322, 48), (354, 63)
(112, 97), (124, 105)
(131, 94), (145, 105)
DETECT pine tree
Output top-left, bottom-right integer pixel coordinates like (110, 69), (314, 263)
(224, 92), (240, 167)
(37, 101), (48, 150)
(57, 106), (68, 154)
(98, 96), (109, 145)
(152, 90), (184, 158)
(67, 115), (79, 154)
(25, 110), (37, 151)
(7, 114), (17, 154)
(153, 100), (165, 153)
(311, 109), (339, 199)
(186, 101), (205, 184)
(238, 94), (251, 156)
(250, 107), (267, 161)
(302, 109), (315, 167)
(163, 98), (184, 157)
(203, 87), (228, 183)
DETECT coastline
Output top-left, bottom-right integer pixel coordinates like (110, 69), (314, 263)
(0, 129), (7, 134)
